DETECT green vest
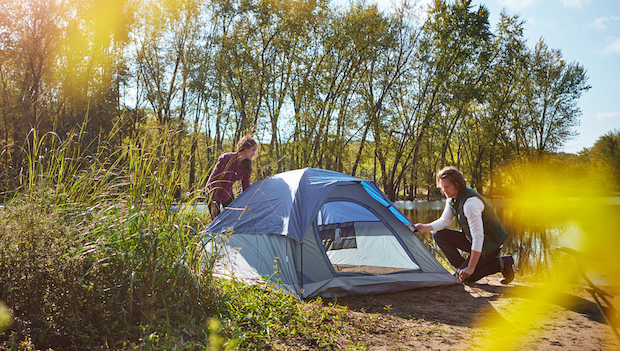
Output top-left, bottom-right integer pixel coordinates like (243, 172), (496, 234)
(449, 187), (507, 257)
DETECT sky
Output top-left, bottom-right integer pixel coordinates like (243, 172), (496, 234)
(375, 0), (620, 154)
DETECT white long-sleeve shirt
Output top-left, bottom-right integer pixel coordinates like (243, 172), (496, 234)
(429, 197), (485, 252)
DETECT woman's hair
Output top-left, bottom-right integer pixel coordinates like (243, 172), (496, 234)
(436, 166), (467, 191)
(236, 135), (258, 170)
(236, 135), (258, 152)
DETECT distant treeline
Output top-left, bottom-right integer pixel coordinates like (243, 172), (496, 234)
(2, 0), (608, 200)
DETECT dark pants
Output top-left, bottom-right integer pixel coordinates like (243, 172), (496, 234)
(433, 229), (502, 283)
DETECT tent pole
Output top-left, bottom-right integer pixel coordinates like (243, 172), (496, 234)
(300, 242), (304, 299)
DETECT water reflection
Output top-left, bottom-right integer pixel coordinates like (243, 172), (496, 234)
(395, 199), (585, 278)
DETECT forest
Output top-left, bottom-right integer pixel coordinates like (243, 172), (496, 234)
(1, 0), (618, 201)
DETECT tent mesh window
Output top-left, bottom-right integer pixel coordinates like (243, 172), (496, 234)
(319, 222), (357, 251)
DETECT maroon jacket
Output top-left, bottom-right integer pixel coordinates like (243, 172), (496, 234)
(206, 152), (251, 206)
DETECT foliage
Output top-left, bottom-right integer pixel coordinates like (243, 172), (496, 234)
(0, 0), (595, 202)
(212, 280), (361, 350)
(0, 193), (365, 350)
(0, 127), (217, 349)
(587, 129), (620, 192)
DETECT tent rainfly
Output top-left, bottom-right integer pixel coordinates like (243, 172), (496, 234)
(203, 168), (458, 298)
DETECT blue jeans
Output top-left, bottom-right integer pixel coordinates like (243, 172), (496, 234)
(433, 228), (502, 283)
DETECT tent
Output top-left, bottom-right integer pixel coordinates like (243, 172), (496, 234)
(203, 168), (458, 298)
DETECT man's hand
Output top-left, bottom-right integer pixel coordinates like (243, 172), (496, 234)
(459, 250), (481, 282)
(414, 223), (432, 233)
(458, 266), (475, 282)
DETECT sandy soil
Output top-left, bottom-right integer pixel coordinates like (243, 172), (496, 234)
(323, 275), (619, 350)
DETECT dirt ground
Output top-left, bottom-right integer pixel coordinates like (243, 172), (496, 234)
(324, 275), (619, 350)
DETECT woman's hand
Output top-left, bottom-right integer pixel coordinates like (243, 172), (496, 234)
(209, 201), (221, 220)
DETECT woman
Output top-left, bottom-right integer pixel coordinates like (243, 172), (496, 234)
(206, 135), (258, 219)
(414, 166), (514, 284)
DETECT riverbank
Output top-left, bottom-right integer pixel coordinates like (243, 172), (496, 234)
(318, 275), (618, 350)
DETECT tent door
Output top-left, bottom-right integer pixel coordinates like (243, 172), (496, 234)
(316, 199), (420, 275)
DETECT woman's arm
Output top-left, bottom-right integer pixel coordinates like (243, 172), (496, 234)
(207, 153), (231, 186)
(241, 170), (251, 190)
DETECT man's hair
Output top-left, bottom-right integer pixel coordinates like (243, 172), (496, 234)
(436, 166), (467, 191)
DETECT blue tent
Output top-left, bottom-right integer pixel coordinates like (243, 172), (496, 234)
(204, 168), (457, 298)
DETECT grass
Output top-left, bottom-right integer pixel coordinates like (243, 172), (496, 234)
(0, 189), (366, 350)
(0, 128), (371, 350)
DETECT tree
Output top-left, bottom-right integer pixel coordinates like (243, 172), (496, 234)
(519, 40), (591, 156)
(0, 0), (60, 139)
(55, 0), (134, 148)
(133, 0), (196, 126)
(357, 1), (421, 198)
(287, 2), (383, 171)
(456, 11), (528, 193)
(377, 0), (493, 200)
(589, 129), (620, 191)
(0, 0), (134, 195)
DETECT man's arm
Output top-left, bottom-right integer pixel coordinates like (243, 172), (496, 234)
(459, 250), (480, 281)
(459, 197), (485, 281)
(415, 200), (453, 233)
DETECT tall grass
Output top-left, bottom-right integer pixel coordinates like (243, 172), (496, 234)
(0, 127), (365, 350)
(0, 126), (221, 349)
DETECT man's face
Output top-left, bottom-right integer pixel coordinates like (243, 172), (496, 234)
(439, 178), (458, 199)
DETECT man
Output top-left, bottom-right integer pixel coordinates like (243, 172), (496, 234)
(415, 166), (514, 284)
